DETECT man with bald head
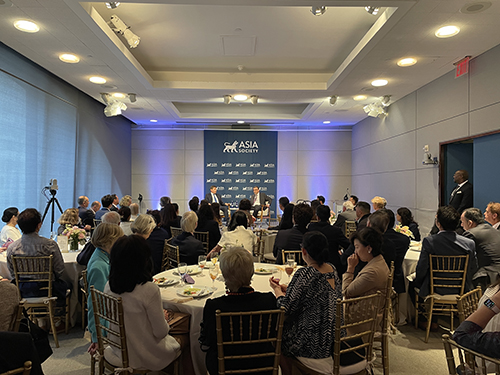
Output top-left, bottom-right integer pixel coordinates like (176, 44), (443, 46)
(449, 170), (473, 215)
(77, 195), (94, 227)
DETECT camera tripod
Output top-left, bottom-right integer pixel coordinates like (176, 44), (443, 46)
(41, 189), (63, 237)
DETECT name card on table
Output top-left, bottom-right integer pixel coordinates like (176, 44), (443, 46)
(57, 235), (68, 253)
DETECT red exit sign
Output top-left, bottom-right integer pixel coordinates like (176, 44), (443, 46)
(455, 56), (471, 78)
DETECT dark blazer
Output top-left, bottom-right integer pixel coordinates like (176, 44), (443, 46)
(333, 210), (358, 234)
(251, 192), (272, 207)
(463, 223), (500, 282)
(147, 227), (171, 275)
(414, 231), (477, 297)
(204, 192), (225, 206)
(273, 225), (307, 265)
(171, 232), (205, 265)
(94, 208), (110, 220)
(269, 204), (294, 231)
(384, 228), (411, 293)
(199, 289), (278, 375)
(449, 181), (473, 214)
(196, 219), (221, 251)
(356, 214), (370, 231)
(408, 222), (421, 241)
(308, 221), (350, 276)
(78, 206), (95, 227)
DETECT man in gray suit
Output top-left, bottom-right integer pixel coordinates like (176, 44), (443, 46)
(485, 202), (500, 230)
(250, 186), (272, 219)
(461, 207), (500, 290)
(333, 201), (358, 234)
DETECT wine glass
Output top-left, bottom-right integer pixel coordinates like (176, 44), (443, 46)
(177, 262), (187, 286)
(209, 266), (219, 290)
(198, 255), (207, 277)
(285, 260), (295, 284)
(211, 252), (219, 265)
(286, 253), (296, 267)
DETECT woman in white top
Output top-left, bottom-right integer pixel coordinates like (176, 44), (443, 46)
(1, 207), (21, 248)
(104, 235), (180, 371)
(208, 211), (257, 257)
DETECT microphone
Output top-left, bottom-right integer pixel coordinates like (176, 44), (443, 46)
(138, 193), (143, 202)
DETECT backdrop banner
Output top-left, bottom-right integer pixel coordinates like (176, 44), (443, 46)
(204, 130), (277, 216)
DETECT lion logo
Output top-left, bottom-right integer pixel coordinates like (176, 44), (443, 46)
(223, 140), (238, 153)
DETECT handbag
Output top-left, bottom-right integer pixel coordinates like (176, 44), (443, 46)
(18, 310), (53, 363)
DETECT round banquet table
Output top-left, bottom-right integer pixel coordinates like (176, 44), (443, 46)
(155, 262), (283, 375)
(0, 250), (84, 327)
(398, 241), (422, 324)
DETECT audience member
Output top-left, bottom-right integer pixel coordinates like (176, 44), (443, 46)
(349, 195), (359, 206)
(485, 202), (500, 230)
(210, 203), (222, 226)
(238, 198), (255, 227)
(172, 211), (204, 265)
(317, 195), (325, 205)
(160, 203), (180, 238)
(104, 235), (180, 370)
(129, 203), (139, 221)
(273, 203), (313, 265)
(90, 201), (101, 214)
(146, 210), (171, 275)
(269, 197), (293, 231)
(95, 195), (113, 220)
(77, 196), (94, 227)
(208, 211), (256, 257)
(160, 196), (171, 208)
(355, 201), (371, 231)
(461, 208), (500, 290)
(1, 207), (21, 247)
(189, 196), (200, 212)
(205, 185), (230, 219)
(333, 201), (357, 234)
(110, 194), (119, 212)
(250, 186), (272, 219)
(118, 206), (132, 235)
(200, 247), (276, 375)
(396, 207), (421, 241)
(119, 195), (132, 208)
(449, 170), (473, 215)
(57, 208), (82, 235)
(371, 196), (387, 211)
(196, 203), (221, 250)
(310, 199), (320, 221)
(270, 232), (342, 374)
(131, 214), (156, 240)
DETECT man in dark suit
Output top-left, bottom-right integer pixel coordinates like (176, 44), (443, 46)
(333, 201), (358, 234)
(77, 195), (95, 227)
(414, 206), (477, 299)
(250, 186), (272, 219)
(95, 194), (114, 220)
(355, 201), (371, 231)
(273, 203), (312, 264)
(485, 202), (500, 230)
(461, 207), (500, 290)
(269, 197), (293, 231)
(204, 185), (230, 219)
(309, 205), (350, 275)
(449, 170), (473, 215)
(110, 194), (119, 211)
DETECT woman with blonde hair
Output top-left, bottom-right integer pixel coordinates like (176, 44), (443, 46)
(371, 196), (387, 211)
(131, 214), (156, 239)
(57, 208), (84, 235)
(119, 195), (132, 208)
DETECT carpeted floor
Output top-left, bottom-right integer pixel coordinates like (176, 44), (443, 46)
(42, 323), (449, 375)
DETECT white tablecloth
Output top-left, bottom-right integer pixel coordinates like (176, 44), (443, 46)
(399, 241), (422, 324)
(156, 263), (280, 375)
(0, 250), (84, 326)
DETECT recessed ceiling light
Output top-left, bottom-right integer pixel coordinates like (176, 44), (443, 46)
(371, 79), (388, 87)
(233, 94), (248, 101)
(435, 25), (460, 38)
(460, 2), (491, 14)
(397, 57), (417, 67)
(323, 121), (331, 124)
(59, 54), (79, 63)
(14, 20), (39, 33)
(111, 92), (126, 99)
(237, 121), (245, 124)
(150, 119), (157, 123)
(353, 95), (367, 101)
(89, 76), (106, 84)
(311, 6), (326, 16)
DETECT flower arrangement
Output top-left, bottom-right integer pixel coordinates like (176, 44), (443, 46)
(395, 224), (414, 239)
(62, 225), (87, 250)
(329, 211), (337, 225)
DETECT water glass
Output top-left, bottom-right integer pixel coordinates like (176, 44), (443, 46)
(178, 262), (187, 285)
(198, 255), (207, 277)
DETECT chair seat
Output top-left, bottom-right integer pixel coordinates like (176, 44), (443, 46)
(23, 296), (57, 304)
(425, 293), (460, 302)
(339, 359), (367, 375)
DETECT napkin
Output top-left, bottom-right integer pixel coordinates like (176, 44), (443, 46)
(182, 274), (195, 284)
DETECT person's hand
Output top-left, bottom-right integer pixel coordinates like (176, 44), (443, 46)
(0, 246), (7, 253)
(88, 342), (98, 355)
(84, 225), (91, 231)
(269, 276), (280, 290)
(347, 253), (359, 272)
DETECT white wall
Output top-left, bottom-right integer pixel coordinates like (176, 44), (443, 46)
(131, 129), (352, 214)
(352, 43), (500, 235)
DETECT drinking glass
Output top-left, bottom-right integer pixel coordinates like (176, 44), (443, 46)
(198, 255), (207, 277)
(209, 266), (219, 290)
(178, 262), (187, 285)
(285, 260), (295, 284)
(286, 253), (296, 266)
(211, 252), (219, 265)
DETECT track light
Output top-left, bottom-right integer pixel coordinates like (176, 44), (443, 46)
(365, 6), (380, 15)
(250, 95), (259, 105)
(381, 95), (391, 107)
(128, 93), (137, 103)
(329, 95), (338, 106)
(100, 92), (134, 117)
(223, 95), (231, 105)
(109, 15), (140, 48)
(363, 103), (387, 118)
(105, 2), (120, 9)
(311, 6), (326, 16)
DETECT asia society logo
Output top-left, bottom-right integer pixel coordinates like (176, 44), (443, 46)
(243, 171), (253, 175)
(250, 163), (261, 167)
(235, 179), (247, 183)
(222, 163), (232, 167)
(206, 178), (217, 183)
(264, 179), (275, 183)
(236, 194), (246, 199)
(228, 186), (239, 191)
(206, 163), (218, 167)
(214, 171), (225, 175)
(222, 194), (232, 199)
(264, 163), (275, 168)
(243, 187), (253, 191)
(260, 187), (268, 191)
(250, 179), (261, 184)
(223, 140), (259, 154)
(236, 163), (247, 167)
(221, 178), (232, 183)
(257, 171), (268, 175)
(216, 186), (225, 191)
(228, 171), (239, 175)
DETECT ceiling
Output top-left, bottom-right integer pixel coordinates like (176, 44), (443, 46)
(1, 0), (500, 129)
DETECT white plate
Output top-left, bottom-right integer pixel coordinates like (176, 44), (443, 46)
(255, 267), (275, 275)
(173, 266), (202, 276)
(153, 277), (179, 287)
(176, 286), (207, 297)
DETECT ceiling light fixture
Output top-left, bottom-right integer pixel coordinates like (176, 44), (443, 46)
(311, 6), (326, 16)
(323, 121), (331, 124)
(101, 93), (127, 117)
(14, 20), (39, 33)
(111, 92), (126, 99)
(381, 95), (391, 107)
(105, 2), (120, 9)
(363, 95), (391, 118)
(237, 121), (245, 124)
(397, 57), (417, 67)
(233, 94), (248, 101)
(250, 95), (259, 105)
(329, 95), (338, 106)
(353, 95), (367, 101)
(109, 15), (140, 48)
(59, 54), (80, 63)
(371, 79), (388, 87)
(150, 119), (158, 123)
(435, 25), (460, 38)
(365, 6), (380, 15)
(89, 76), (107, 84)
(223, 95), (231, 105)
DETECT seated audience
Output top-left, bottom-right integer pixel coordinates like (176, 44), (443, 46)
(119, 195), (132, 208)
(308, 205), (350, 276)
(129, 203), (139, 221)
(160, 196), (171, 208)
(269, 197), (293, 231)
(146, 210), (171, 275)
(397, 207), (421, 241)
(57, 208), (86, 235)
(91, 201), (101, 215)
(86, 223), (124, 355)
(461, 208), (500, 290)
(172, 211), (204, 265)
(118, 206), (132, 235)
(160, 203), (180, 238)
(200, 247), (277, 375)
(355, 201), (371, 231)
(238, 198), (255, 227)
(172, 203), (182, 223)
(343, 227), (389, 332)
(77, 196), (95, 227)
(209, 211), (256, 257)
(196, 203), (221, 251)
(104, 235), (181, 370)
(485, 202), (500, 230)
(310, 199), (320, 222)
(0, 278), (21, 331)
(371, 196), (387, 211)
(270, 232), (342, 374)
(333, 201), (357, 234)
(210, 203), (222, 226)
(349, 195), (359, 206)
(1, 207), (21, 247)
(317, 195), (325, 205)
(131, 214), (156, 240)
(110, 194), (119, 212)
(189, 196), (200, 213)
(273, 203), (313, 265)
(95, 194), (114, 220)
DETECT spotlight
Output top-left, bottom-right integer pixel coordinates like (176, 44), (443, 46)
(329, 95), (338, 106)
(104, 101), (127, 117)
(311, 6), (326, 16)
(233, 94), (248, 101)
(105, 2), (120, 9)
(109, 15), (140, 48)
(128, 93), (137, 103)
(223, 95), (231, 105)
(250, 95), (259, 105)
(381, 95), (391, 107)
(363, 102), (387, 118)
(365, 6), (380, 15)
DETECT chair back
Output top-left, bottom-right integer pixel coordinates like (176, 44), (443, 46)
(253, 230), (265, 262)
(162, 240), (180, 271)
(333, 292), (382, 375)
(382, 262), (395, 333)
(442, 333), (500, 374)
(215, 307), (285, 375)
(281, 249), (303, 265)
(457, 287), (482, 323)
(81, 269), (89, 296)
(170, 227), (183, 238)
(11, 255), (54, 298)
(429, 254), (469, 296)
(344, 221), (357, 239)
(193, 231), (209, 254)
(0, 360), (32, 375)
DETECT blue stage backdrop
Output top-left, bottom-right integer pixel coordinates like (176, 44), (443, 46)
(204, 130), (277, 216)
